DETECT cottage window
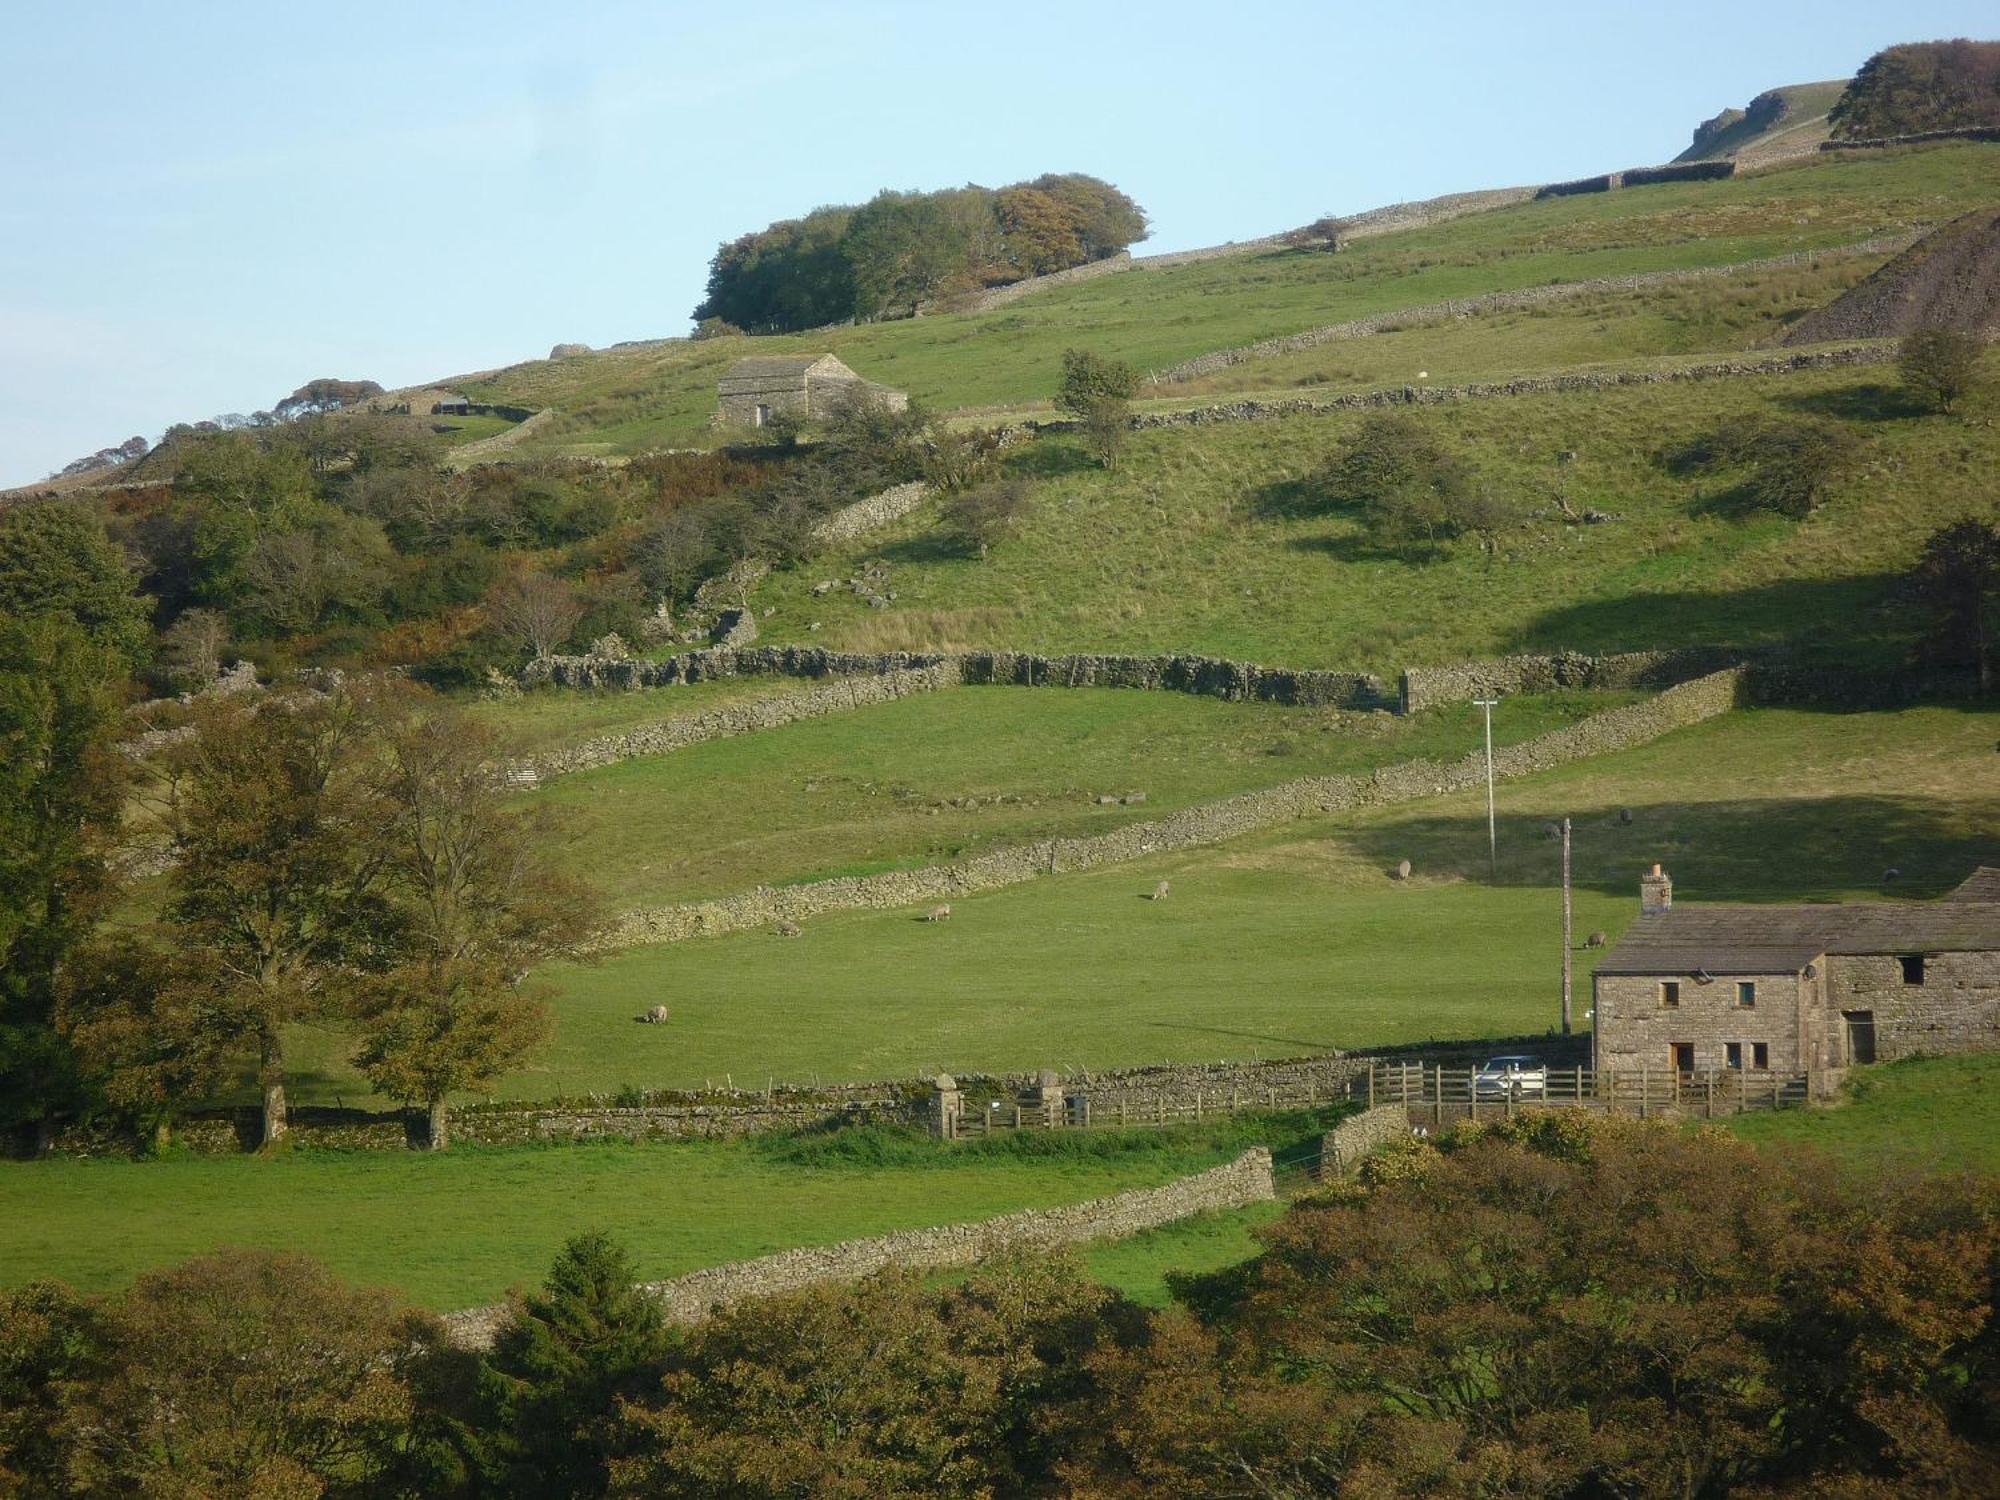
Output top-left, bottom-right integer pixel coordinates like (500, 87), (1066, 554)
(1659, 980), (1680, 1008)
(1735, 981), (1756, 1008)
(1752, 1042), (1769, 1070)
(1725, 1042), (1743, 1069)
(1898, 954), (1925, 985)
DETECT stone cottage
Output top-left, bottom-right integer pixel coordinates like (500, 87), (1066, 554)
(1591, 864), (2000, 1086)
(714, 353), (907, 428)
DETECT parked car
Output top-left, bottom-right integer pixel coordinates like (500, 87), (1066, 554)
(1473, 1055), (1548, 1099)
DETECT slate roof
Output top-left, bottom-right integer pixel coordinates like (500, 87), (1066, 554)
(1596, 892), (2000, 976)
(720, 355), (824, 380)
(1946, 867), (2000, 903)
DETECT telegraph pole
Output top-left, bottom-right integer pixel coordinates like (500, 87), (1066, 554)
(1473, 698), (1498, 879)
(1560, 815), (1573, 1034)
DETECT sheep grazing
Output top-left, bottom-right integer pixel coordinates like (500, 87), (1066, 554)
(1585, 930), (1608, 949)
(776, 919), (802, 938)
(922, 903), (952, 922)
(633, 1004), (670, 1025)
(1391, 859), (1412, 881)
(1151, 880), (1171, 901)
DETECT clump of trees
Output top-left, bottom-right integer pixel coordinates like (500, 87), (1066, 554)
(1314, 413), (1517, 555)
(695, 174), (1148, 330)
(5, 1115), (1996, 1496)
(942, 478), (1035, 558)
(81, 679), (603, 1150)
(1900, 326), (1985, 414)
(1829, 38), (2000, 138)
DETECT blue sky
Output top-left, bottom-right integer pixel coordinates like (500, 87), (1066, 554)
(3, 1), (1994, 487)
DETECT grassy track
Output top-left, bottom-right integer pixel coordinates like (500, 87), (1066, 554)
(0, 1120), (1293, 1310)
(455, 145), (1998, 457)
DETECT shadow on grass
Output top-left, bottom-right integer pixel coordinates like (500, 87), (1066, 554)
(874, 532), (969, 566)
(1775, 382), (1928, 423)
(1004, 441), (1096, 482)
(1342, 792), (1999, 904)
(1506, 573), (1907, 660)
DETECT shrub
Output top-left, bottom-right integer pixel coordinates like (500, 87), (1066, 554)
(1316, 413), (1492, 553)
(1673, 415), (1862, 518)
(942, 478), (1035, 557)
(1899, 326), (1985, 414)
(1055, 348), (1139, 416)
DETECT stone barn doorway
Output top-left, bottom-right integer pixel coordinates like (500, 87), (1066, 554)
(1843, 1010), (1877, 1065)
(1671, 1042), (1695, 1072)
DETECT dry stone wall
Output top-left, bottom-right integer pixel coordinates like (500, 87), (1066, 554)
(510, 663), (958, 782)
(1399, 648), (1738, 713)
(1147, 237), (1910, 383)
(1135, 346), (1896, 426)
(950, 253), (1134, 311)
(1821, 127), (2000, 151)
(809, 480), (932, 546)
(441, 1148), (1276, 1348)
(523, 643), (1392, 710)
(602, 669), (1747, 949)
(1319, 1105), (1410, 1175)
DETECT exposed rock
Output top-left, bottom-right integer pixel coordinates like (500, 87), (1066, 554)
(1783, 208), (2000, 345)
(710, 609), (758, 648)
(549, 342), (592, 359)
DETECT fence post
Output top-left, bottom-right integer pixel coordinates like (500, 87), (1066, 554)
(1433, 1065), (1443, 1129)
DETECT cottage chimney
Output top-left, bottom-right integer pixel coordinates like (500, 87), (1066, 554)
(1640, 863), (1673, 914)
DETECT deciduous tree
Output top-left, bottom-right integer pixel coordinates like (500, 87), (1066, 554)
(350, 700), (599, 1148)
(1911, 515), (2000, 691)
(1900, 326), (1985, 414)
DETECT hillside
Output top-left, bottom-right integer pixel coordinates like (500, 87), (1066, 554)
(1674, 80), (1848, 163)
(438, 144), (1999, 461)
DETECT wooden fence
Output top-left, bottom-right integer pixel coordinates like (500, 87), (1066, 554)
(947, 1063), (1810, 1141)
(1363, 1062), (1811, 1124)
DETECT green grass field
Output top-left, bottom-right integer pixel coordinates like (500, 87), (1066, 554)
(1724, 1053), (2000, 1175)
(0, 1117), (1300, 1310)
(743, 360), (1996, 671)
(527, 686), (1624, 909)
(452, 144), (1999, 458)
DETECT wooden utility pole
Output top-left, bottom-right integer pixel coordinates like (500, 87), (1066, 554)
(1560, 815), (1573, 1034)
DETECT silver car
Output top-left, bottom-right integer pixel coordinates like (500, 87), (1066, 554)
(1473, 1055), (1548, 1099)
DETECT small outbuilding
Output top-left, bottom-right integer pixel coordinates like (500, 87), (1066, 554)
(430, 393), (473, 416)
(715, 353), (907, 428)
(1592, 864), (2000, 1087)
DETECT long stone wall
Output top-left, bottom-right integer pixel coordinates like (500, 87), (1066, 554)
(1134, 346), (1896, 427)
(524, 644), (1392, 708)
(1146, 236), (1910, 383)
(441, 1147), (1276, 1348)
(949, 252), (1134, 311)
(1399, 647), (1739, 714)
(511, 663), (958, 782)
(1820, 126), (2000, 152)
(602, 668), (1747, 949)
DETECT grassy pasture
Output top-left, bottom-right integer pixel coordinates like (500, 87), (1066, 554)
(1723, 1053), (2000, 1175)
(0, 1116), (1302, 1310)
(526, 687), (1622, 909)
(455, 145), (2000, 458)
(748, 360), (1998, 671)
(380, 703), (1990, 1104)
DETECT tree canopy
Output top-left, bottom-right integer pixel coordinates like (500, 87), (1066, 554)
(1829, 39), (2000, 138)
(694, 174), (1148, 331)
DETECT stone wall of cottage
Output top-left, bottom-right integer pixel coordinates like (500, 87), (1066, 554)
(1824, 951), (2000, 1062)
(1592, 968), (1828, 1075)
